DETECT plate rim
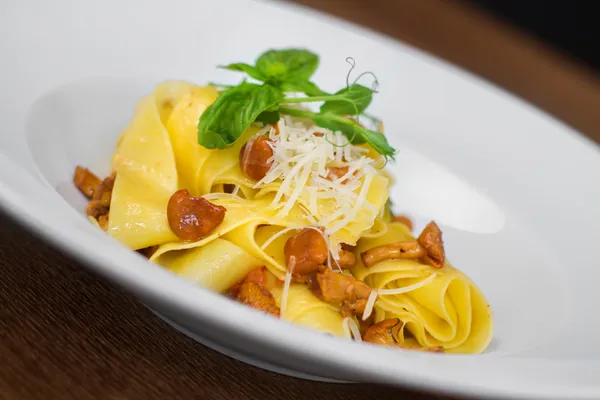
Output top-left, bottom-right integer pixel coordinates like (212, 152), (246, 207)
(2, 0), (600, 398)
(1, 144), (600, 400)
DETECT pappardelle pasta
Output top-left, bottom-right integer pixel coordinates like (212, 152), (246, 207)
(73, 49), (493, 353)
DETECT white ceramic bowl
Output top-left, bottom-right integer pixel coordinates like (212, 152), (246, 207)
(2, 1), (600, 398)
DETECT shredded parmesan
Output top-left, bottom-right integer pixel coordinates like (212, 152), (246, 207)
(342, 317), (351, 338)
(202, 192), (242, 202)
(342, 317), (363, 342)
(280, 256), (295, 319)
(259, 226), (299, 251)
(377, 273), (438, 296)
(362, 290), (379, 321)
(327, 173), (373, 235)
(361, 275), (438, 321)
(298, 203), (318, 225)
(328, 241), (341, 263)
(252, 116), (379, 244)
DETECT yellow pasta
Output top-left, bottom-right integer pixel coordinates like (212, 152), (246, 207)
(354, 223), (493, 353)
(77, 67), (493, 354)
(153, 238), (263, 293)
(271, 284), (350, 338)
(153, 80), (200, 124)
(164, 85), (218, 195)
(108, 91), (179, 249)
(195, 127), (260, 196)
(254, 173), (390, 247)
(224, 218), (308, 279)
(108, 174), (178, 249)
(150, 197), (271, 257)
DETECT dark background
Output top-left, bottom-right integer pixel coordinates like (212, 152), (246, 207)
(471, 1), (598, 71)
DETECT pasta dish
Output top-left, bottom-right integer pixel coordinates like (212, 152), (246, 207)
(73, 49), (492, 353)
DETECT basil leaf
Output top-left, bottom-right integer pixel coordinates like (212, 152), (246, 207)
(313, 114), (395, 158)
(256, 110), (280, 124)
(360, 128), (396, 158)
(256, 49), (319, 84)
(280, 80), (328, 97)
(198, 83), (284, 149)
(313, 114), (366, 144)
(320, 84), (373, 115)
(219, 63), (266, 82)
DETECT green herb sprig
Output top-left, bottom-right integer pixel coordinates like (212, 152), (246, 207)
(197, 48), (396, 158)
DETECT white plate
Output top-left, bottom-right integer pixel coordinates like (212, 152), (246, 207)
(2, 1), (600, 398)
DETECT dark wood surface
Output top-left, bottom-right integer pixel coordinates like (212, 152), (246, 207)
(2, 1), (600, 399)
(0, 212), (436, 400)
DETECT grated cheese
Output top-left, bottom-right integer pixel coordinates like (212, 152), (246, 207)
(280, 256), (295, 319)
(202, 192), (242, 202)
(361, 274), (438, 320)
(377, 273), (438, 296)
(298, 203), (318, 225)
(253, 116), (379, 246)
(327, 173), (373, 235)
(342, 317), (363, 342)
(259, 226), (300, 251)
(362, 290), (379, 321)
(328, 242), (341, 265)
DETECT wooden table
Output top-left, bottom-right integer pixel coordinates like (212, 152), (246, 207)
(2, 1), (599, 399)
